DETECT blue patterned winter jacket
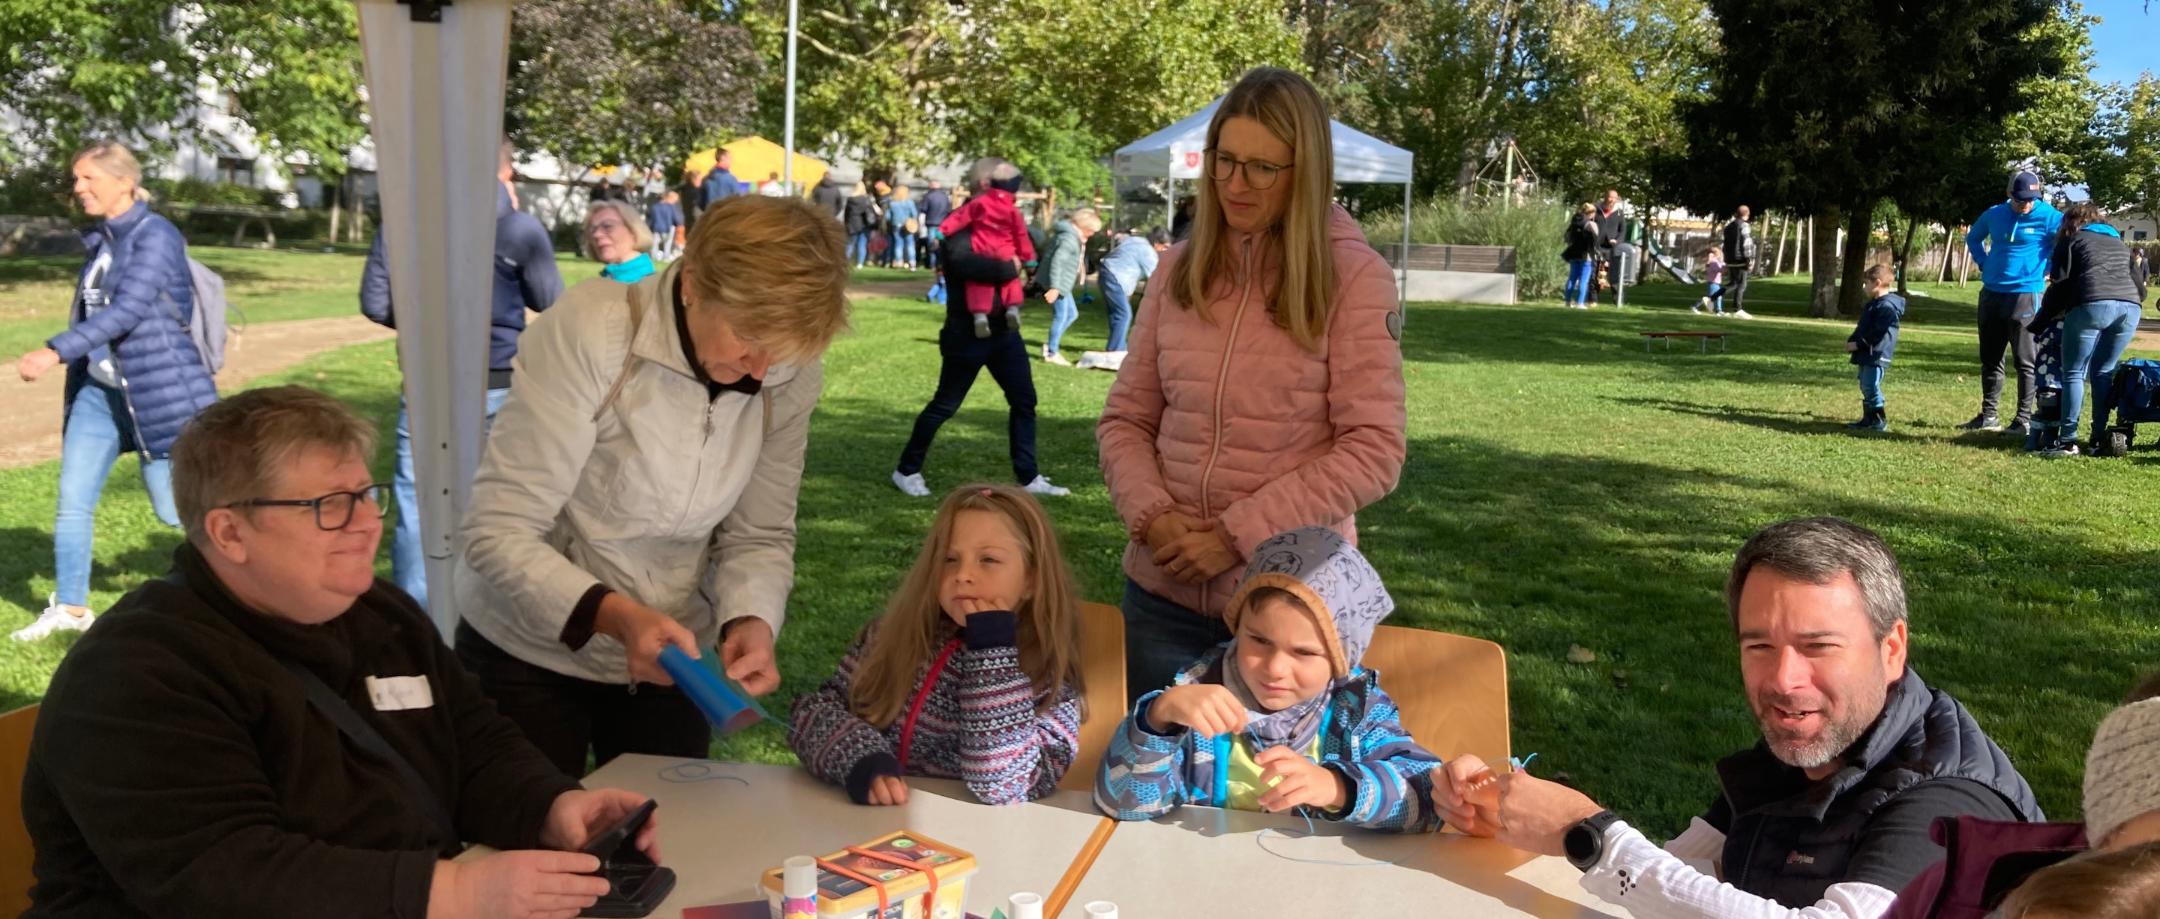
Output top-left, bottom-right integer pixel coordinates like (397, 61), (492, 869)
(1095, 646), (1445, 832)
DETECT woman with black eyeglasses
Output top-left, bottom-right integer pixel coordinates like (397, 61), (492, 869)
(21, 386), (662, 918)
(1098, 67), (1408, 700)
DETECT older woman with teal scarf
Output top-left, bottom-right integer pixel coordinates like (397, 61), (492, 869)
(587, 199), (657, 283)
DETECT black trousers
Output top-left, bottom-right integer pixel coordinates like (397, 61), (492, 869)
(1977, 290), (2038, 423)
(454, 622), (710, 778)
(1726, 265), (1750, 313)
(895, 327), (1039, 484)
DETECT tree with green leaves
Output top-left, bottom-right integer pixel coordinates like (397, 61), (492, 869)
(2088, 74), (2160, 230)
(507, 0), (761, 189)
(0, 0), (366, 191)
(1666, 0), (2065, 317)
(941, 0), (1296, 200)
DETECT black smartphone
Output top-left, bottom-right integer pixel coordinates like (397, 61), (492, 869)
(577, 799), (675, 918)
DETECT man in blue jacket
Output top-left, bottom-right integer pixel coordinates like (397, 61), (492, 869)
(919, 180), (953, 271)
(360, 140), (563, 605)
(1959, 171), (2062, 435)
(699, 149), (741, 212)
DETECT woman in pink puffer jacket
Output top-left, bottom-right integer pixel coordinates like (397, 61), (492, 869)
(1097, 67), (1407, 699)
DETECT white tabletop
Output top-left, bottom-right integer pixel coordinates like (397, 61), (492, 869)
(1060, 804), (1634, 918)
(580, 755), (1110, 916)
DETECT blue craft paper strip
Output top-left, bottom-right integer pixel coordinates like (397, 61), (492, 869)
(658, 645), (780, 735)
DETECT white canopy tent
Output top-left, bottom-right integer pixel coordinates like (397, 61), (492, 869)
(1111, 96), (1415, 304)
(353, 0), (513, 635)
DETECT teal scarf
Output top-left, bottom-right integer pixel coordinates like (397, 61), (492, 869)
(601, 253), (656, 284)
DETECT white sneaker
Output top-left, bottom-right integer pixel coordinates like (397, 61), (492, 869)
(1023, 476), (1070, 497)
(1043, 351), (1073, 367)
(1690, 299), (1705, 314)
(1731, 309), (1755, 320)
(891, 470), (931, 497)
(12, 595), (93, 641)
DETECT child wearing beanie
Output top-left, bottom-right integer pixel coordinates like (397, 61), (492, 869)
(2080, 688), (2160, 851)
(1094, 526), (1446, 831)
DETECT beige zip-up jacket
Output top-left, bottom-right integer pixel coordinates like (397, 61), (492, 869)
(455, 263), (820, 684)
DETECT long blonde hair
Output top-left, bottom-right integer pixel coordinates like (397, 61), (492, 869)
(1169, 67), (1338, 352)
(848, 484), (1086, 727)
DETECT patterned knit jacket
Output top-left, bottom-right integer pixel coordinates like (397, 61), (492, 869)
(1095, 646), (1444, 832)
(787, 610), (1080, 805)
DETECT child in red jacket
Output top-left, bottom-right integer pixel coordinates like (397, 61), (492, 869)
(939, 163), (1035, 338)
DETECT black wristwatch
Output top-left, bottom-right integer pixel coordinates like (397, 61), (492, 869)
(1564, 809), (1621, 872)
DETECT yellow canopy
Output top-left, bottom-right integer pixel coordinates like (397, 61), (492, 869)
(684, 136), (827, 196)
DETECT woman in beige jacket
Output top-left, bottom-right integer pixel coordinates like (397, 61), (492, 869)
(1097, 68), (1408, 700)
(454, 196), (851, 776)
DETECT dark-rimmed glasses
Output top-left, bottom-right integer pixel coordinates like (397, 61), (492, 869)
(1208, 151), (1292, 190)
(226, 484), (392, 531)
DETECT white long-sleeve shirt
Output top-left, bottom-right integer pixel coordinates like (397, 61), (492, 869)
(1581, 820), (1897, 919)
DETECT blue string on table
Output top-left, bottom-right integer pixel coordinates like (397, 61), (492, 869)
(1252, 753), (1539, 866)
(657, 760), (754, 786)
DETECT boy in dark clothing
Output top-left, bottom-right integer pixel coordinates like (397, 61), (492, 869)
(1847, 264), (1905, 431)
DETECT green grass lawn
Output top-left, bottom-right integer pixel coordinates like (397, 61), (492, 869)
(0, 259), (2154, 837)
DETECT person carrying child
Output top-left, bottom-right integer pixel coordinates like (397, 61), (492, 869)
(939, 159), (1037, 338)
(1095, 526), (1444, 831)
(1694, 245), (1726, 315)
(788, 484), (1085, 806)
(1846, 263), (1905, 432)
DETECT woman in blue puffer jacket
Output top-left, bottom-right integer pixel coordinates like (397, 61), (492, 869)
(12, 141), (218, 640)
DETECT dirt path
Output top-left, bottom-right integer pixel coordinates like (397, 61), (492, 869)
(0, 316), (395, 469)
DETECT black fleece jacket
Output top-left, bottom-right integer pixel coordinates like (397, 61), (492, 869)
(22, 544), (581, 919)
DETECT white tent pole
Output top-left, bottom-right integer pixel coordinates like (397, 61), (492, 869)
(355, 0), (511, 636)
(1399, 181), (1412, 310)
(782, 0), (798, 191)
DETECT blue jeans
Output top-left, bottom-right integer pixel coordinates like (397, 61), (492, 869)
(1706, 283), (1725, 313)
(1046, 291), (1078, 353)
(1121, 580), (1232, 704)
(55, 381), (179, 608)
(2060, 299), (2143, 443)
(391, 388), (512, 604)
(1857, 365), (1887, 409)
(891, 232), (916, 266)
(1564, 258), (1596, 305)
(1101, 274), (1135, 352)
(849, 231), (871, 267)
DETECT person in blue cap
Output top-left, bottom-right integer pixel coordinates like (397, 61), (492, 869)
(1958, 170), (2062, 436)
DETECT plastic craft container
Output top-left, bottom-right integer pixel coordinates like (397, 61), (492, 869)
(760, 830), (977, 919)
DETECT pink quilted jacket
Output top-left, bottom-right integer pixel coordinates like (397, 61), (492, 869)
(1097, 203), (1407, 618)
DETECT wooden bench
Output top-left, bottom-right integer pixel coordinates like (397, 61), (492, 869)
(1642, 330), (1730, 353)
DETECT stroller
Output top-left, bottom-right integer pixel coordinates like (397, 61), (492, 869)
(2091, 358), (2160, 456)
(2025, 323), (2065, 452)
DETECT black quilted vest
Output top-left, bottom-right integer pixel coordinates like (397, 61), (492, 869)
(1708, 669), (2042, 907)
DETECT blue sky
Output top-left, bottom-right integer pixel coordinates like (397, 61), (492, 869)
(2086, 0), (2153, 88)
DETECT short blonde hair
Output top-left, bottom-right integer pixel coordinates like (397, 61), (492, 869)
(1070, 207), (1102, 232)
(682, 195), (851, 363)
(586, 199), (654, 250)
(72, 140), (151, 203)
(891, 184), (911, 202)
(1864, 263), (1895, 286)
(172, 386), (378, 547)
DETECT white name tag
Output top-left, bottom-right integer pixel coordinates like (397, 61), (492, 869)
(364, 675), (435, 712)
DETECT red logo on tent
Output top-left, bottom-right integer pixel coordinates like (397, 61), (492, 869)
(1184, 151), (1202, 169)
